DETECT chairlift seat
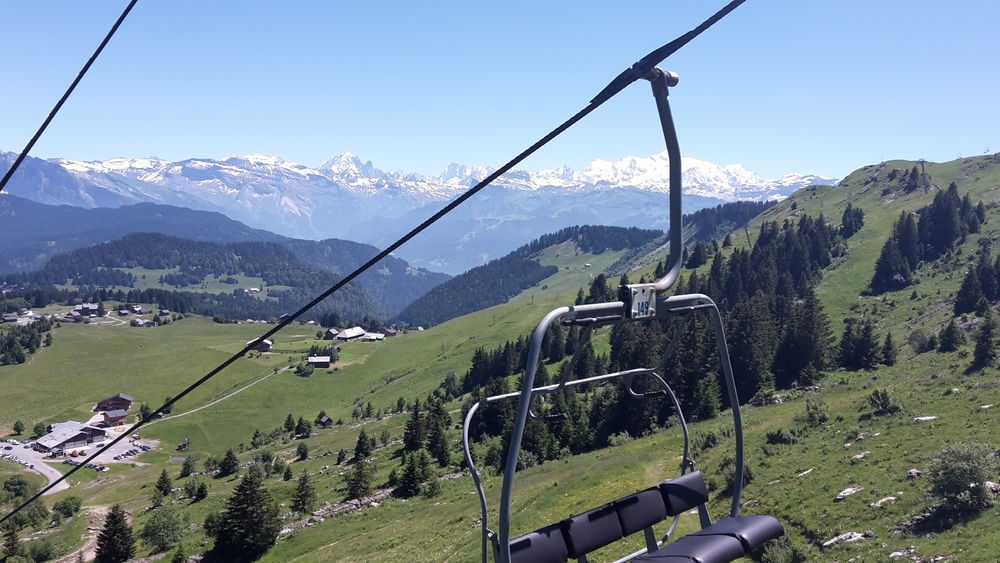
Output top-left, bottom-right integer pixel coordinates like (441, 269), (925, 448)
(660, 471), (709, 515)
(634, 534), (745, 563)
(614, 486), (668, 536)
(691, 515), (784, 552)
(509, 522), (568, 563)
(561, 503), (625, 558)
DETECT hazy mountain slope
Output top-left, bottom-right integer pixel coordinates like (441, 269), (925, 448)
(396, 225), (661, 326)
(9, 233), (381, 323)
(0, 195), (283, 273)
(281, 239), (450, 317)
(0, 195), (448, 315)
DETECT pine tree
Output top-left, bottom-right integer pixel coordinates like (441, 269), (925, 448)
(283, 466), (293, 481)
(690, 375), (721, 420)
(292, 472), (317, 513)
(870, 236), (911, 293)
(425, 401), (452, 467)
(956, 268), (985, 315)
(402, 399), (425, 452)
(95, 504), (135, 563)
(397, 450), (433, 498)
(219, 449), (240, 477)
(841, 203), (864, 238)
(895, 213), (921, 269)
(354, 428), (373, 460)
(155, 468), (173, 497)
(296, 442), (309, 461)
(293, 417), (310, 438)
(347, 459), (374, 499)
(973, 307), (997, 369)
(12, 420), (24, 435)
(881, 331), (897, 366)
(212, 469), (280, 562)
(4, 526), (20, 558)
(180, 456), (196, 478)
(196, 482), (209, 501)
(938, 319), (966, 352)
(283, 413), (295, 433)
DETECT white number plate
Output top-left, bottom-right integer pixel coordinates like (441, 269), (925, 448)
(629, 285), (656, 319)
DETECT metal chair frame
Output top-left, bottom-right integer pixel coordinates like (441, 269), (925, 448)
(461, 69), (746, 563)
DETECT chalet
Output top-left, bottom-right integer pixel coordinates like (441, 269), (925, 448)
(96, 393), (134, 412)
(130, 319), (154, 328)
(117, 308), (130, 316)
(336, 326), (366, 341)
(247, 338), (273, 352)
(317, 414), (334, 428)
(384, 327), (398, 337)
(323, 328), (340, 340)
(362, 332), (385, 342)
(307, 356), (331, 368)
(158, 309), (171, 316)
(74, 303), (99, 316)
(131, 305), (142, 313)
(33, 422), (106, 453)
(1, 314), (17, 323)
(99, 409), (128, 427)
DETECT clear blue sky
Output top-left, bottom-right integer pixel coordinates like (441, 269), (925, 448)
(1, 1), (998, 179)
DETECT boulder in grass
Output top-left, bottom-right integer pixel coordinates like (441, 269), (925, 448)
(835, 485), (863, 501)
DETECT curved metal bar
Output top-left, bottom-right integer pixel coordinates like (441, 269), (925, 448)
(687, 293), (744, 517)
(462, 400), (492, 563)
(647, 69), (683, 295)
(497, 306), (570, 563)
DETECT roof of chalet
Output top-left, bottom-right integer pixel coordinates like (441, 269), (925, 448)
(100, 393), (134, 403)
(337, 326), (366, 339)
(36, 421), (105, 450)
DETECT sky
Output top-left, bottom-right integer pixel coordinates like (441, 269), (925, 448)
(1, 1), (998, 180)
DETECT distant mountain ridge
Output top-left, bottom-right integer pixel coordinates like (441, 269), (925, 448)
(0, 195), (447, 316)
(1, 149), (837, 273)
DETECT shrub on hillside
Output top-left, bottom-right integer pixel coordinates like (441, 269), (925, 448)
(804, 398), (829, 427)
(868, 389), (903, 416)
(765, 428), (798, 445)
(929, 441), (999, 513)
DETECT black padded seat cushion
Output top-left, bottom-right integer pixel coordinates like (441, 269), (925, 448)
(692, 515), (785, 551)
(509, 522), (568, 563)
(560, 503), (624, 558)
(660, 471), (709, 515)
(636, 534), (745, 563)
(614, 486), (668, 536)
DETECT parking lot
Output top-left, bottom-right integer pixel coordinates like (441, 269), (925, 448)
(2, 434), (155, 494)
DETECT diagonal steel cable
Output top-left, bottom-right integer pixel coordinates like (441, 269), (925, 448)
(0, 0), (745, 524)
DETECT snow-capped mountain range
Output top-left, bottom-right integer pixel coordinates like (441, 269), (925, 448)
(1, 150), (836, 273)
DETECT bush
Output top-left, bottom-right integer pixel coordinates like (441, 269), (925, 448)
(929, 441), (999, 513)
(52, 496), (82, 518)
(692, 431), (719, 455)
(28, 539), (55, 563)
(804, 398), (829, 426)
(868, 389), (902, 416)
(607, 432), (633, 447)
(765, 429), (798, 445)
(752, 535), (809, 563)
(718, 455), (754, 496)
